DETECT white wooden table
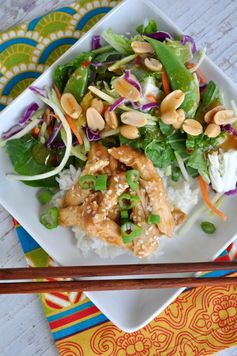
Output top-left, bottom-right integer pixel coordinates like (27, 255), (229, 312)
(0, 0), (237, 355)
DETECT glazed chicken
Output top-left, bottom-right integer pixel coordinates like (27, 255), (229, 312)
(59, 143), (185, 257)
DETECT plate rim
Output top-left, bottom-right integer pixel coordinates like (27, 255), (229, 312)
(0, 0), (237, 332)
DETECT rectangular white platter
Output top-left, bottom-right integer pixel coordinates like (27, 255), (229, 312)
(0, 0), (237, 332)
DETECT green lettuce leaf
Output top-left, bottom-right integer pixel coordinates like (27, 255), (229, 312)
(136, 19), (158, 35)
(102, 28), (133, 54)
(195, 80), (223, 123)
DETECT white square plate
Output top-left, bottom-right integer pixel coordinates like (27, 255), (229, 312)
(0, 0), (237, 332)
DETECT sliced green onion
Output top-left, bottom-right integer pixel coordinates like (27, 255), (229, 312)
(121, 222), (142, 243)
(121, 210), (129, 219)
(120, 210), (129, 225)
(40, 207), (58, 229)
(79, 175), (96, 190)
(95, 174), (108, 191)
(201, 221), (216, 234)
(37, 189), (54, 205)
(125, 170), (140, 190)
(118, 193), (140, 210)
(178, 192), (222, 237)
(148, 214), (161, 224)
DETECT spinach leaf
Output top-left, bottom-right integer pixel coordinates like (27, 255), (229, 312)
(186, 132), (226, 152)
(6, 136), (60, 188)
(195, 80), (222, 123)
(159, 121), (175, 136)
(136, 19), (158, 35)
(186, 149), (209, 182)
(145, 139), (175, 168)
(102, 28), (133, 55)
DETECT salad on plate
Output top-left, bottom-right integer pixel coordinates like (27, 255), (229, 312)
(1, 19), (237, 259)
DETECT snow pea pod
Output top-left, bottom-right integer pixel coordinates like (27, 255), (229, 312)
(146, 37), (200, 117)
(63, 60), (90, 102)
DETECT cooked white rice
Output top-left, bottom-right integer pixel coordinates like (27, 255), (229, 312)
(55, 165), (199, 259)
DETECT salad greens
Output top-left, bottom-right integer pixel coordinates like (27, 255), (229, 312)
(2, 18), (235, 202)
(6, 136), (59, 187)
(101, 29), (133, 55)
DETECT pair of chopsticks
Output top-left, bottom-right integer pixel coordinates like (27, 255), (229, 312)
(0, 262), (237, 294)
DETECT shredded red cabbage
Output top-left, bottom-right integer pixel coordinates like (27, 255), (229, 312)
(29, 86), (47, 97)
(86, 127), (101, 141)
(148, 31), (173, 42)
(45, 122), (62, 148)
(51, 139), (65, 149)
(19, 102), (39, 126)
(199, 82), (207, 93)
(225, 184), (237, 196)
(124, 69), (142, 93)
(1, 124), (22, 139)
(91, 60), (114, 69)
(130, 101), (140, 110)
(109, 97), (126, 112)
(181, 35), (197, 54)
(141, 102), (158, 111)
(223, 124), (237, 137)
(92, 35), (101, 50)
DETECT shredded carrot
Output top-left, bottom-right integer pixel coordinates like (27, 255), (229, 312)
(161, 70), (171, 95)
(53, 84), (62, 100)
(198, 176), (227, 221)
(196, 69), (206, 84)
(32, 127), (40, 136)
(146, 94), (157, 103)
(187, 63), (206, 84)
(65, 113), (83, 145)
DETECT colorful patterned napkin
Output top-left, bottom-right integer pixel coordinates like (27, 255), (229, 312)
(1, 2), (237, 354)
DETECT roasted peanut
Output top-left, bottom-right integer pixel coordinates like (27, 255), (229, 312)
(182, 119), (203, 136)
(213, 109), (237, 125)
(161, 111), (179, 125)
(114, 78), (141, 102)
(204, 123), (221, 138)
(204, 105), (224, 123)
(104, 110), (118, 129)
(160, 90), (185, 113)
(60, 93), (82, 119)
(131, 41), (154, 54)
(91, 98), (104, 114)
(121, 111), (147, 127)
(86, 107), (105, 131)
(172, 109), (186, 129)
(144, 57), (162, 72)
(120, 125), (139, 139)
